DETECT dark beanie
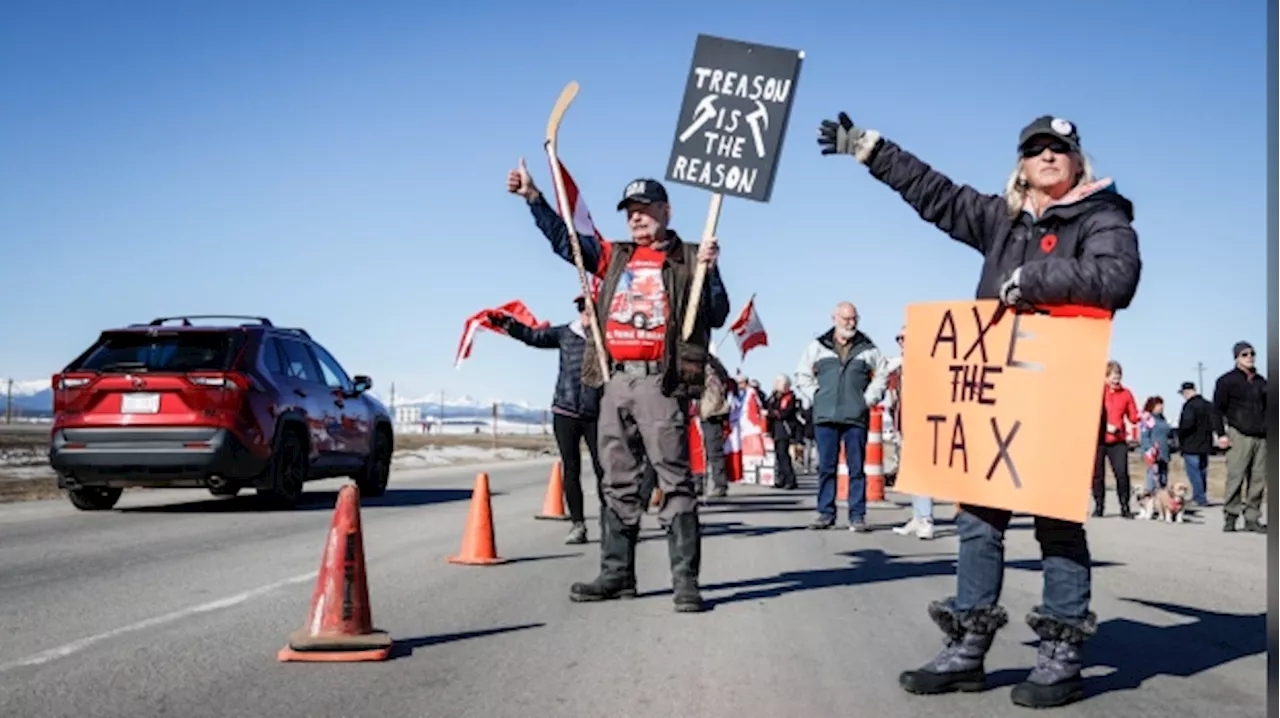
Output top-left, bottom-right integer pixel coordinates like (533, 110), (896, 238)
(1233, 341), (1254, 358)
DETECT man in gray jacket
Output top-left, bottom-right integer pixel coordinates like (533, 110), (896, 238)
(794, 302), (888, 531)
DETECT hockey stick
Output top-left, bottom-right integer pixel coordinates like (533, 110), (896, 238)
(543, 81), (611, 380)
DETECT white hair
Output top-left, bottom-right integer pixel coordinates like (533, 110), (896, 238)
(1003, 151), (1096, 219)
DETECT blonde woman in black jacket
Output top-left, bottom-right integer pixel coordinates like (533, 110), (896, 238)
(818, 112), (1140, 709)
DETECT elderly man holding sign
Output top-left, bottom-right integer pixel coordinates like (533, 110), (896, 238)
(508, 164), (730, 613)
(818, 113), (1140, 708)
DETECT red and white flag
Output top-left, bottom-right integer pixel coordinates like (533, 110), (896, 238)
(729, 296), (768, 359)
(454, 300), (547, 368)
(546, 155), (603, 299)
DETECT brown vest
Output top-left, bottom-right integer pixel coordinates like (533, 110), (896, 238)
(580, 230), (714, 399)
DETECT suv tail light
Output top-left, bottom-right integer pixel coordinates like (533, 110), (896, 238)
(52, 372), (96, 413)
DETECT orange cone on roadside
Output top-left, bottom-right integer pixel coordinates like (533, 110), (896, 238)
(278, 483), (393, 662)
(535, 461), (569, 520)
(866, 407), (886, 502)
(651, 487), (663, 507)
(447, 472), (508, 565)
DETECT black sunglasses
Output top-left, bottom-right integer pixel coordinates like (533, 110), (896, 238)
(1021, 139), (1073, 158)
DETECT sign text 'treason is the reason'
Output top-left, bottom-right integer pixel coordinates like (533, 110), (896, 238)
(665, 34), (803, 203)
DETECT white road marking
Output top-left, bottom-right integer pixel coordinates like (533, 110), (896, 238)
(0, 571), (318, 673)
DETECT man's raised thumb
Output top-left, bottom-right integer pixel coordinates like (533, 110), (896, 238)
(518, 156), (528, 174)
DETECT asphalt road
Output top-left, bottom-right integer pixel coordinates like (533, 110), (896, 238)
(0, 458), (1266, 718)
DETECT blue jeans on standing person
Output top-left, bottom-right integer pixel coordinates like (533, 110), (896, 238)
(1183, 453), (1209, 505)
(913, 495), (934, 520)
(1144, 460), (1169, 492)
(952, 504), (1092, 623)
(815, 423), (867, 522)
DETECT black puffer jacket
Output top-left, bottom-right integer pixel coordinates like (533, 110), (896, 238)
(864, 138), (1141, 309)
(505, 320), (601, 420)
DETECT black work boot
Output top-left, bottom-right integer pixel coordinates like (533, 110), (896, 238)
(571, 507), (638, 602)
(667, 511), (704, 613)
(899, 600), (1008, 695)
(1010, 607), (1095, 708)
(1224, 513), (1238, 532)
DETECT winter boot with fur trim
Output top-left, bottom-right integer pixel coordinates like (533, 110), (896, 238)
(571, 507), (639, 602)
(899, 600), (1008, 694)
(1009, 607), (1096, 708)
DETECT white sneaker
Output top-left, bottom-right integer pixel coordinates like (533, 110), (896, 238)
(915, 519), (935, 540)
(892, 518), (920, 536)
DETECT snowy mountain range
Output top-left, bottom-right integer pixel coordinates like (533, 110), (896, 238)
(2, 379), (546, 424)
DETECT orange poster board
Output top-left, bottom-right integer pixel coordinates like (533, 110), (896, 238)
(895, 300), (1112, 524)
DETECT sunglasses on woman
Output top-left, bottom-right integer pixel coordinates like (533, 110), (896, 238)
(1021, 139), (1073, 158)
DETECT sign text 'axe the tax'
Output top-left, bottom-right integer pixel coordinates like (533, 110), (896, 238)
(665, 34), (804, 203)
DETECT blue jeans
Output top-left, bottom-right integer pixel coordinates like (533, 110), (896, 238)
(1182, 453), (1209, 505)
(1144, 460), (1169, 492)
(954, 505), (1092, 624)
(912, 494), (934, 520)
(815, 423), (867, 521)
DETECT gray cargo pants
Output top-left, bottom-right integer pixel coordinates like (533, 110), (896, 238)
(1224, 427), (1267, 522)
(598, 372), (698, 527)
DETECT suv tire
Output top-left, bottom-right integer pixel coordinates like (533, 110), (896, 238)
(356, 428), (391, 498)
(67, 487), (124, 511)
(256, 428), (307, 509)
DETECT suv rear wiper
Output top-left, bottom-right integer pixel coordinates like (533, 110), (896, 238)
(99, 361), (150, 373)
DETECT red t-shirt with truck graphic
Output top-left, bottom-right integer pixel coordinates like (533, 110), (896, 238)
(588, 242), (668, 362)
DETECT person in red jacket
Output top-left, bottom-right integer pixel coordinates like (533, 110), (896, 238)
(1092, 360), (1139, 518)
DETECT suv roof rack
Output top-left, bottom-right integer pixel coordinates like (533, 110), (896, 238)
(143, 315), (275, 327)
(270, 327), (312, 340)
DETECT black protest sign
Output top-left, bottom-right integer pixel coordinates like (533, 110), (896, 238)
(664, 34), (804, 203)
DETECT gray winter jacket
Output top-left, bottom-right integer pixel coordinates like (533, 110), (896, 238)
(794, 329), (887, 427)
(858, 134), (1141, 309)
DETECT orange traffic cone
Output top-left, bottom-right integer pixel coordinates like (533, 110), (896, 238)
(278, 483), (393, 662)
(651, 487), (663, 507)
(535, 461), (569, 521)
(448, 473), (508, 565)
(866, 407), (886, 502)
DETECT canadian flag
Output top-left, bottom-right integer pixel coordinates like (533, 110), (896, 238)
(547, 155), (603, 299)
(454, 300), (547, 368)
(724, 388), (768, 482)
(729, 296), (768, 359)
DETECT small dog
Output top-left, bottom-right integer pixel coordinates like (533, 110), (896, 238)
(1134, 483), (1190, 523)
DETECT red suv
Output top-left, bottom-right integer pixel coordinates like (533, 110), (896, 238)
(48, 315), (394, 511)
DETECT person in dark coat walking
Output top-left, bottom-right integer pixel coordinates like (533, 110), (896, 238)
(491, 296), (603, 545)
(1176, 381), (1215, 507)
(818, 112), (1140, 708)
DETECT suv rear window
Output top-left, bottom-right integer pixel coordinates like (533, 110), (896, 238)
(68, 330), (247, 373)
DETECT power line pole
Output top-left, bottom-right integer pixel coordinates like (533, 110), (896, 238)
(1195, 362), (1206, 393)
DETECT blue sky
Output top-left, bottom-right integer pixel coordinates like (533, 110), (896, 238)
(0, 0), (1270, 411)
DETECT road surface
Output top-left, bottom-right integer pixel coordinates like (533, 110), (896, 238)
(0, 459), (1265, 717)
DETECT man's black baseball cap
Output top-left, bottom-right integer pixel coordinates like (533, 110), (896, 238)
(1180, 381), (1196, 392)
(616, 178), (669, 210)
(1018, 115), (1082, 154)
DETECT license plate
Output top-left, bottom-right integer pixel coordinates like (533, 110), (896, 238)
(121, 392), (161, 414)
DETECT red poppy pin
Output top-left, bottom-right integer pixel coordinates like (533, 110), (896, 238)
(1040, 233), (1058, 253)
